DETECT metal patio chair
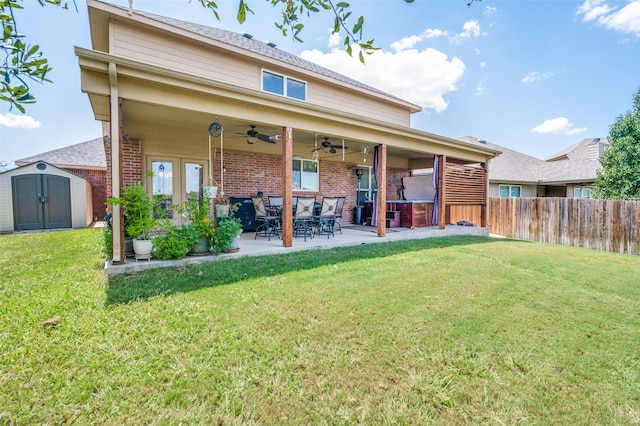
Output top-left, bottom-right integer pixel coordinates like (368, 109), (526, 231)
(315, 196), (339, 239)
(251, 195), (280, 241)
(293, 196), (316, 241)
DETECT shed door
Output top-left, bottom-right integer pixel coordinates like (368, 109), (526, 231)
(12, 174), (72, 230)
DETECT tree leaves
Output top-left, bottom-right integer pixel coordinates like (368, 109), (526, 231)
(593, 87), (640, 200)
(1, 0), (63, 111)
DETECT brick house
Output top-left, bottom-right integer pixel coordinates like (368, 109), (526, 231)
(77, 0), (500, 263)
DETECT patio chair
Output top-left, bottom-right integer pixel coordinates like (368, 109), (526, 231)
(334, 196), (346, 234)
(267, 195), (283, 215)
(293, 196), (316, 241)
(315, 196), (339, 239)
(251, 195), (280, 241)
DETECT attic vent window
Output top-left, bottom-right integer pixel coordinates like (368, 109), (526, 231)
(262, 70), (306, 101)
(267, 42), (277, 48)
(242, 33), (253, 39)
(37, 163), (46, 170)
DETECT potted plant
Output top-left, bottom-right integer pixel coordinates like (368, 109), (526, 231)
(214, 203), (243, 253)
(177, 188), (215, 255)
(153, 223), (198, 260)
(108, 180), (166, 258)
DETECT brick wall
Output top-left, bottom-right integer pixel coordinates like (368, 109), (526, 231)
(104, 137), (143, 213)
(213, 150), (408, 223)
(105, 143), (410, 224)
(65, 168), (108, 220)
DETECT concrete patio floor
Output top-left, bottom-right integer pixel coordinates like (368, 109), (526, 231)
(104, 224), (489, 276)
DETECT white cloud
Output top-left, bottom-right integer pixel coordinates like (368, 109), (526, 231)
(475, 79), (488, 96)
(577, 0), (614, 22)
(391, 35), (423, 52)
(0, 113), (41, 129)
(577, 0), (640, 37)
(521, 71), (555, 83)
(531, 117), (587, 135)
(451, 20), (483, 44)
(484, 5), (497, 15)
(390, 29), (447, 53)
(300, 43), (465, 112)
(422, 28), (448, 39)
(328, 31), (341, 48)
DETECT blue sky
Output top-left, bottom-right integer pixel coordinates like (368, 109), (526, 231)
(1, 0), (639, 168)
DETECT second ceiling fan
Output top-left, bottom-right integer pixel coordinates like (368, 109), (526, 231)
(239, 124), (276, 144)
(311, 137), (348, 154)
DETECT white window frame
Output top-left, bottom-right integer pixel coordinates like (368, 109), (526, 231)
(262, 69), (307, 101)
(573, 187), (592, 199)
(498, 184), (522, 198)
(293, 158), (318, 192)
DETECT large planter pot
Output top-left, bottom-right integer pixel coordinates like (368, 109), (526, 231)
(189, 236), (211, 256)
(223, 230), (242, 253)
(133, 238), (154, 260)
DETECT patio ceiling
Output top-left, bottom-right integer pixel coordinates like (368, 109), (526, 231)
(113, 98), (482, 172)
(78, 48), (498, 168)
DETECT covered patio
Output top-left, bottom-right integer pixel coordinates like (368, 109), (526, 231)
(77, 0), (500, 267)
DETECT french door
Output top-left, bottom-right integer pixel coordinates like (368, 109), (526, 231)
(149, 157), (208, 224)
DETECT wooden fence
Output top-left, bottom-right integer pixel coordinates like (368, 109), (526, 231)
(489, 197), (640, 255)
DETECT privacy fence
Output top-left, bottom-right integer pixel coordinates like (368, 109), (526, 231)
(489, 197), (640, 255)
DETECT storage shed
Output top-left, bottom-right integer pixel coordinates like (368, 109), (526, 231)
(0, 161), (94, 232)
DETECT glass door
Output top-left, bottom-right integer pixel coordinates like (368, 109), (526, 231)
(356, 165), (377, 206)
(151, 160), (174, 218)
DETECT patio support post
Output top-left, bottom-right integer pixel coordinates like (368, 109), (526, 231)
(109, 63), (124, 264)
(282, 126), (293, 247)
(438, 155), (447, 230)
(377, 144), (387, 237)
(481, 161), (488, 228)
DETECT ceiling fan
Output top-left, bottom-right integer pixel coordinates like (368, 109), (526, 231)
(311, 137), (348, 154)
(236, 124), (276, 144)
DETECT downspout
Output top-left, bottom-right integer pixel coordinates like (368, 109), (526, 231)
(109, 62), (124, 264)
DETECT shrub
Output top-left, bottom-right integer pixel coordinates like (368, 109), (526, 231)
(153, 226), (196, 260)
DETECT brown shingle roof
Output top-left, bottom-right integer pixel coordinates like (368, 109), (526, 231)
(109, 1), (417, 109)
(460, 136), (602, 184)
(15, 138), (106, 169)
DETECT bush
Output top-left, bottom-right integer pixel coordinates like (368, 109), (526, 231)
(153, 226), (196, 260)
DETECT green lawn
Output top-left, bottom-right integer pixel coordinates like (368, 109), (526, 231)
(1, 229), (639, 424)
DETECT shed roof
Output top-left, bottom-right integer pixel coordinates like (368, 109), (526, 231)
(15, 138), (106, 170)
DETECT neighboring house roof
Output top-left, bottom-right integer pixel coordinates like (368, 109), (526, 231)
(459, 136), (603, 185)
(546, 137), (609, 162)
(15, 138), (106, 170)
(106, 1), (419, 112)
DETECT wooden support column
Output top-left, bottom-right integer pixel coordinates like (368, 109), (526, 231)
(480, 161), (488, 228)
(282, 127), (293, 247)
(377, 144), (387, 237)
(438, 155), (447, 230)
(109, 63), (124, 264)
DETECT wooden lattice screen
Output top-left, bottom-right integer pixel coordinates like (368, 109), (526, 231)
(445, 163), (486, 205)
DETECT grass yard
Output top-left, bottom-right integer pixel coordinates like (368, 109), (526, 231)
(1, 229), (639, 424)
